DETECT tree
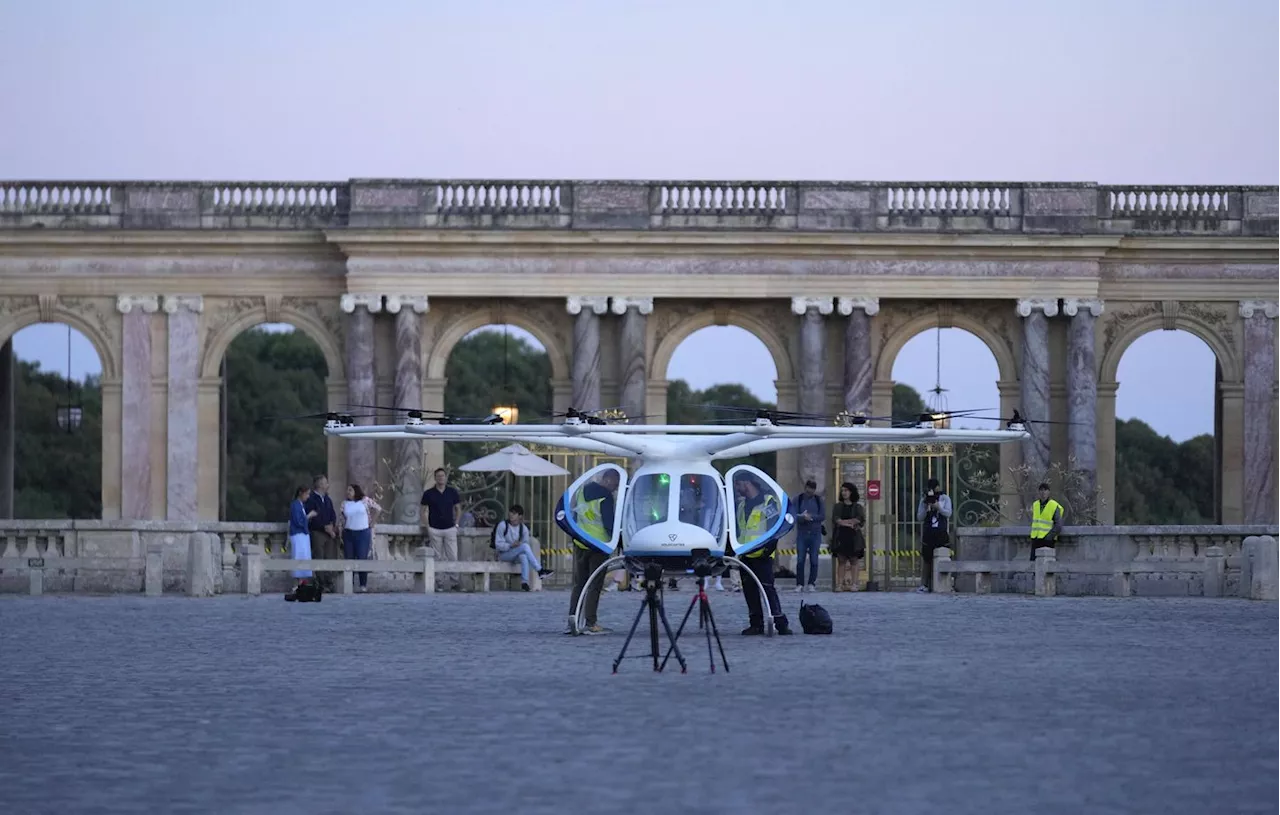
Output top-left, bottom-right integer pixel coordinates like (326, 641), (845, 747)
(14, 360), (102, 519)
(667, 380), (776, 476)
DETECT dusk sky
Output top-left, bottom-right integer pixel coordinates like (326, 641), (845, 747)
(2, 0), (1275, 442)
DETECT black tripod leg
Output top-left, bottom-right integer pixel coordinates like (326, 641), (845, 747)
(648, 595), (661, 672)
(701, 596), (730, 673)
(659, 591), (700, 672)
(655, 596), (687, 673)
(612, 593), (651, 674)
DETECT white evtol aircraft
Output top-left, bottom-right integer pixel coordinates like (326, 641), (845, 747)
(324, 407), (1030, 630)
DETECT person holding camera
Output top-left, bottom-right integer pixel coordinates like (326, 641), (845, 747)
(915, 478), (952, 593)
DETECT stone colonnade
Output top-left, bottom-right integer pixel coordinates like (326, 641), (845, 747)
(0, 294), (1273, 526)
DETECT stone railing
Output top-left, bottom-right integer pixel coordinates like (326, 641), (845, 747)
(955, 525), (1280, 597)
(0, 180), (1273, 236)
(0, 520), (545, 594)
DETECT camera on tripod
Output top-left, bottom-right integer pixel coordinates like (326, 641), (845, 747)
(643, 562), (664, 586)
(689, 548), (714, 578)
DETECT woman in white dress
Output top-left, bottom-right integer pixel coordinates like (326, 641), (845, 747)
(340, 483), (381, 593)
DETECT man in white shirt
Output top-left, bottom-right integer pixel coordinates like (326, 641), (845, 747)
(493, 505), (554, 591)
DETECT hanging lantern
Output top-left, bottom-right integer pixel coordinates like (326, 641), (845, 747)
(490, 404), (519, 425)
(55, 324), (82, 432)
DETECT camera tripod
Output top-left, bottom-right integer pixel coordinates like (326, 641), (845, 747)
(613, 563), (687, 674)
(659, 574), (729, 673)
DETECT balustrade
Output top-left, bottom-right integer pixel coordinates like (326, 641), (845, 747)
(0, 179), (1270, 234)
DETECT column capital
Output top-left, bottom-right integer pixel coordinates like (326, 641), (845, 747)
(610, 296), (654, 315)
(566, 296), (609, 315)
(116, 294), (159, 314)
(161, 295), (204, 314)
(1016, 298), (1060, 318)
(837, 296), (880, 316)
(791, 296), (834, 315)
(1061, 297), (1103, 317)
(1239, 300), (1279, 319)
(384, 295), (430, 314)
(340, 293), (384, 314)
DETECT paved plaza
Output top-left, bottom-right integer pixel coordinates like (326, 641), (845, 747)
(1, 588), (1275, 814)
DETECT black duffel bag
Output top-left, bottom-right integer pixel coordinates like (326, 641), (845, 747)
(798, 601), (832, 635)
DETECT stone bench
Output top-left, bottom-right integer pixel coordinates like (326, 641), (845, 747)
(0, 543), (166, 596)
(932, 545), (1239, 598)
(240, 545), (523, 595)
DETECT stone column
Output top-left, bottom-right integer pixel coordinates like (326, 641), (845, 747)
(567, 296), (608, 412)
(1016, 298), (1057, 484)
(342, 294), (383, 491)
(385, 295), (429, 523)
(1063, 297), (1103, 502)
(163, 295), (203, 521)
(611, 297), (653, 423)
(838, 297), (879, 418)
(0, 339), (13, 519)
(117, 295), (159, 520)
(1241, 300), (1278, 524)
(792, 296), (833, 491)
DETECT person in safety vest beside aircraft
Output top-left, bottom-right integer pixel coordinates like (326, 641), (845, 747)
(733, 474), (793, 636)
(566, 469), (620, 636)
(1028, 482), (1064, 560)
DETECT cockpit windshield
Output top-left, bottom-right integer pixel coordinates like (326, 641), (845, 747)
(678, 473), (725, 538)
(624, 473), (671, 536)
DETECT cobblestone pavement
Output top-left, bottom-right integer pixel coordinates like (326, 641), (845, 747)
(1, 589), (1275, 815)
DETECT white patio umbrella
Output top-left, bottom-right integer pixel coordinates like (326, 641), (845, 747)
(457, 443), (571, 477)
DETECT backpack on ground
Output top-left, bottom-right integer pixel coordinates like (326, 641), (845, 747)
(799, 601), (832, 635)
(286, 581), (323, 603)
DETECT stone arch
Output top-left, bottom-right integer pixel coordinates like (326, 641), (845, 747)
(425, 308), (570, 381)
(1100, 315), (1241, 383)
(651, 308), (794, 382)
(0, 306), (119, 381)
(200, 306), (344, 380)
(876, 311), (1017, 383)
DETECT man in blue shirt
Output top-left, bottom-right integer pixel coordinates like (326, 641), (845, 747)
(420, 467), (462, 591)
(792, 478), (824, 592)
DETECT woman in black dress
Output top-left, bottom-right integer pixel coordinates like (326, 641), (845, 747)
(831, 482), (866, 591)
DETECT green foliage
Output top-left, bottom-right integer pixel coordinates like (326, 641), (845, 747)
(15, 360), (102, 519)
(224, 328), (328, 521)
(891, 383), (927, 425)
(1115, 418), (1215, 524)
(443, 328), (552, 470)
(666, 380), (777, 476)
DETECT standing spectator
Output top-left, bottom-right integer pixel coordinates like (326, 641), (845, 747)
(792, 478), (824, 593)
(1028, 482), (1064, 560)
(493, 504), (554, 591)
(305, 474), (339, 592)
(285, 485), (317, 601)
(340, 483), (381, 593)
(831, 482), (866, 591)
(420, 468), (461, 592)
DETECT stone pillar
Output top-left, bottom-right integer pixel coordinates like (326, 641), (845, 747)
(0, 339), (14, 519)
(1016, 298), (1057, 484)
(567, 296), (608, 412)
(838, 296), (878, 420)
(341, 294), (383, 491)
(163, 295), (203, 521)
(792, 297), (833, 491)
(1240, 300), (1278, 524)
(1063, 298), (1103, 502)
(385, 295), (429, 523)
(117, 294), (159, 520)
(611, 297), (653, 423)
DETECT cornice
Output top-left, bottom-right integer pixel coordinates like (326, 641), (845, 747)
(0, 230), (340, 258)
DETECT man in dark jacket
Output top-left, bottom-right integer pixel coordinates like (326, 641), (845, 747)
(304, 474), (338, 591)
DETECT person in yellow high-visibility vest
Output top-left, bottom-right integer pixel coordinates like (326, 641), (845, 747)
(733, 475), (793, 636)
(1029, 482), (1064, 561)
(566, 469), (620, 635)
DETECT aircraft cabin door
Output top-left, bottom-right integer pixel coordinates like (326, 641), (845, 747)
(723, 465), (795, 558)
(555, 463), (629, 556)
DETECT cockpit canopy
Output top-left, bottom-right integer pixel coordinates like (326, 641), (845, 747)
(623, 472), (726, 540)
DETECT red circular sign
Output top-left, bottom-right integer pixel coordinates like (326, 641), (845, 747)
(866, 480), (881, 500)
